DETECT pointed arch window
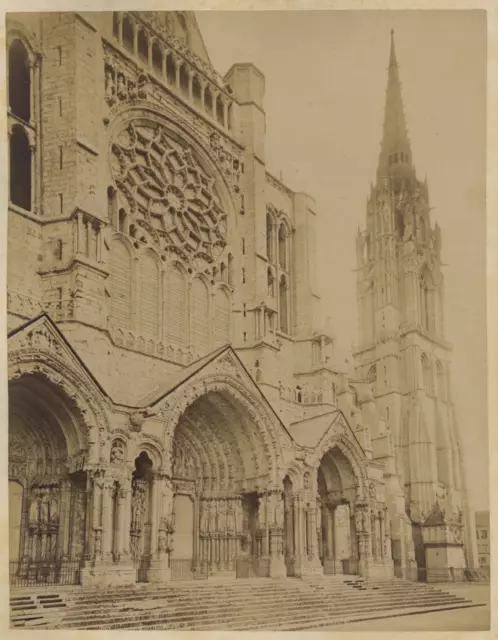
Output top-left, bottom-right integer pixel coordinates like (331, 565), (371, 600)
(110, 240), (132, 329)
(9, 125), (32, 211)
(165, 264), (186, 347)
(191, 278), (209, 356)
(152, 41), (163, 75)
(278, 223), (287, 270)
(214, 288), (230, 347)
(122, 16), (134, 54)
(137, 28), (148, 65)
(436, 360), (446, 401)
(166, 53), (176, 85)
(367, 364), (377, 396)
(192, 75), (202, 106)
(279, 275), (288, 334)
(266, 212), (274, 262)
(227, 253), (234, 286)
(216, 95), (224, 126)
(9, 39), (31, 122)
(139, 252), (160, 338)
(267, 267), (275, 298)
(421, 353), (432, 394)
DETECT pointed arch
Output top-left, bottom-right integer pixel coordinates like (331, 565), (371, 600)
(9, 125), (31, 211)
(164, 262), (186, 347)
(137, 27), (148, 64)
(110, 238), (133, 329)
(139, 249), (160, 338)
(279, 274), (288, 333)
(9, 39), (30, 122)
(421, 353), (432, 394)
(122, 15), (134, 54)
(436, 359), (446, 401)
(278, 223), (287, 270)
(214, 287), (230, 348)
(191, 277), (210, 356)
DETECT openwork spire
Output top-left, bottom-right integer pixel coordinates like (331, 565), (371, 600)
(377, 30), (413, 183)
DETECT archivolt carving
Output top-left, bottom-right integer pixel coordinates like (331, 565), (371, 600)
(311, 432), (368, 499)
(8, 341), (110, 463)
(111, 121), (228, 265)
(163, 373), (284, 485)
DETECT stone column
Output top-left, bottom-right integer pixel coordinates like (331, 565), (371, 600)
(92, 471), (105, 565)
(323, 505), (335, 574)
(120, 474), (133, 559)
(101, 479), (114, 562)
(267, 490), (286, 577)
(304, 501), (324, 575)
(58, 477), (72, 560)
(149, 474), (159, 558)
(148, 473), (173, 583)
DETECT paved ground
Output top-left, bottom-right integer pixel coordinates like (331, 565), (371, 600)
(323, 584), (490, 631)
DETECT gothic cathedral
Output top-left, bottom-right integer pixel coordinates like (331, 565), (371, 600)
(7, 12), (477, 589)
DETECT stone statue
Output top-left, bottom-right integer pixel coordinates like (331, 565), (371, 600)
(117, 74), (127, 100)
(131, 478), (147, 531)
(110, 440), (125, 465)
(303, 472), (310, 490)
(105, 70), (115, 101)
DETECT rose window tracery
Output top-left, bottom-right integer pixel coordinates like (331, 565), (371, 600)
(111, 122), (227, 264)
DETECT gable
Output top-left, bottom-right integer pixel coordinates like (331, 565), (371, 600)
(7, 313), (110, 402)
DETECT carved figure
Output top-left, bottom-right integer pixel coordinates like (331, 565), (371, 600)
(117, 74), (127, 99)
(131, 478), (148, 531)
(105, 70), (115, 100)
(110, 439), (125, 465)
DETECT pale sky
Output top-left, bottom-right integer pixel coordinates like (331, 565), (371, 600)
(197, 10), (488, 511)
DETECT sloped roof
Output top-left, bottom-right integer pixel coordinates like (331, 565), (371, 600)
(8, 313), (113, 401)
(289, 410), (340, 448)
(289, 409), (365, 456)
(138, 343), (230, 406)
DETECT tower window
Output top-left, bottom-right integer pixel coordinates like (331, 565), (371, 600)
(266, 212), (274, 261)
(179, 65), (189, 96)
(278, 223), (287, 269)
(9, 39), (31, 122)
(166, 54), (176, 85)
(242, 267), (246, 284)
(137, 28), (148, 64)
(279, 274), (288, 333)
(394, 152), (398, 163)
(9, 125), (31, 211)
(243, 303), (246, 318)
(216, 95), (224, 126)
(192, 74), (202, 105)
(122, 16), (134, 54)
(242, 237), (245, 255)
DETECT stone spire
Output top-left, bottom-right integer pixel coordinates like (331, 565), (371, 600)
(376, 30), (414, 184)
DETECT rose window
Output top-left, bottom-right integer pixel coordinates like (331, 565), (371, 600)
(111, 122), (227, 263)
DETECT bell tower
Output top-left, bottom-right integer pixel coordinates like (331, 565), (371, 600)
(354, 31), (478, 576)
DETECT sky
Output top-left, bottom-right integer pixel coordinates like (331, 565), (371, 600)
(196, 10), (488, 511)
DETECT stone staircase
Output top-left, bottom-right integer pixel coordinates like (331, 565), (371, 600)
(10, 576), (483, 630)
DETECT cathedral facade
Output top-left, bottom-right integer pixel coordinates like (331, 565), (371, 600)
(7, 11), (477, 588)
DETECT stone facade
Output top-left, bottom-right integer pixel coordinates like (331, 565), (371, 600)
(6, 12), (472, 588)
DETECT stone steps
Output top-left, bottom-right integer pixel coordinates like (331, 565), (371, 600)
(60, 595), (471, 631)
(11, 577), (478, 630)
